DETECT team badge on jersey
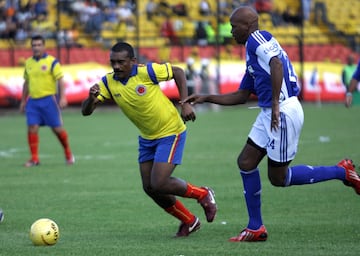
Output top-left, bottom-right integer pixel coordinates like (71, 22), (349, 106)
(135, 85), (147, 96)
(41, 65), (47, 71)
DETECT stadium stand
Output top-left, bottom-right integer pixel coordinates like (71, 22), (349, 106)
(0, 0), (359, 66)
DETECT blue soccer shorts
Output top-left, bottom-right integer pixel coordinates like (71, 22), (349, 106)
(26, 95), (63, 127)
(138, 130), (186, 164)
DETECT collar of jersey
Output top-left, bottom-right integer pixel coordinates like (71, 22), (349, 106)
(113, 64), (138, 84)
(32, 53), (48, 61)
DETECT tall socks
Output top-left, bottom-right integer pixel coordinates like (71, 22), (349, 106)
(240, 168), (263, 230)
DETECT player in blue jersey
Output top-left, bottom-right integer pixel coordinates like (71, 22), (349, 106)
(345, 59), (360, 107)
(81, 42), (217, 237)
(184, 6), (360, 242)
(19, 35), (74, 167)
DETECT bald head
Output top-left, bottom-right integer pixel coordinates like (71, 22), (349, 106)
(231, 6), (259, 24)
(230, 6), (259, 45)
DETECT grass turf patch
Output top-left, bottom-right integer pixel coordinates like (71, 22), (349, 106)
(0, 103), (359, 255)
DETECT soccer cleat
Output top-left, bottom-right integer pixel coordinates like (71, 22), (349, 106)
(24, 160), (40, 167)
(66, 154), (75, 165)
(337, 158), (360, 195)
(175, 217), (201, 237)
(198, 187), (217, 222)
(229, 225), (268, 242)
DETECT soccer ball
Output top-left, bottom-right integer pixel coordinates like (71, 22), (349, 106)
(29, 218), (60, 246)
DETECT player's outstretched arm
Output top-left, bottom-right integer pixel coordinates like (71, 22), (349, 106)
(184, 90), (250, 106)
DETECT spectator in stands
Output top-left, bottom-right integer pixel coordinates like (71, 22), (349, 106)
(199, 0), (212, 16)
(116, 1), (136, 30)
(0, 15), (6, 38)
(157, 0), (172, 16)
(0, 0), (6, 14)
(30, 14), (56, 39)
(198, 58), (218, 111)
(33, 0), (48, 16)
(199, 58), (211, 94)
(204, 21), (216, 45)
(59, 0), (74, 14)
(160, 14), (178, 45)
(185, 57), (200, 96)
(84, 4), (104, 42)
(122, 0), (136, 12)
(302, 0), (311, 21)
(15, 22), (29, 44)
(282, 6), (302, 26)
(219, 17), (233, 45)
(0, 8), (17, 39)
(342, 55), (357, 91)
(57, 23), (82, 48)
(103, 4), (118, 24)
(16, 3), (33, 29)
(313, 0), (328, 25)
(254, 0), (273, 14)
(219, 0), (232, 16)
(345, 58), (360, 108)
(194, 21), (208, 46)
(145, 0), (157, 20)
(172, 1), (188, 17)
(71, 0), (98, 25)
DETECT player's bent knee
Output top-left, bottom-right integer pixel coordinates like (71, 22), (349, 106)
(237, 158), (257, 171)
(268, 176), (286, 187)
(268, 172), (287, 186)
(268, 158), (291, 187)
(143, 185), (155, 196)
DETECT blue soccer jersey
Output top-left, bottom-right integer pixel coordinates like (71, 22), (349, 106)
(240, 30), (300, 108)
(352, 60), (360, 81)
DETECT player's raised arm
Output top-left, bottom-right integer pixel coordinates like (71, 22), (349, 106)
(81, 84), (101, 116)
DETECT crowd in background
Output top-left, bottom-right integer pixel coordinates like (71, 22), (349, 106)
(0, 0), (137, 46)
(0, 0), (50, 43)
(0, 0), (331, 49)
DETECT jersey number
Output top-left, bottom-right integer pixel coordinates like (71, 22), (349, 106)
(266, 138), (275, 150)
(284, 53), (297, 82)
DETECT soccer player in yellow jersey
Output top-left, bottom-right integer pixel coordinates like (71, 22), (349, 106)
(19, 35), (74, 167)
(81, 42), (217, 237)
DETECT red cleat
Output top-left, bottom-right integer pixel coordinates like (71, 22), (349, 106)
(24, 160), (40, 167)
(229, 225), (268, 242)
(66, 154), (75, 165)
(337, 159), (360, 195)
(198, 187), (217, 222)
(175, 217), (201, 237)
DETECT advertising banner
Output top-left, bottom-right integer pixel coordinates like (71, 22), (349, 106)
(0, 61), (348, 107)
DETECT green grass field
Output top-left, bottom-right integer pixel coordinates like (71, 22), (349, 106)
(0, 103), (360, 256)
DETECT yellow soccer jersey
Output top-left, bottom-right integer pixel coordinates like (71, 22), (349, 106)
(24, 54), (63, 99)
(97, 62), (186, 139)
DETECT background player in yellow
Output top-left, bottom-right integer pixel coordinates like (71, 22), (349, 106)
(19, 35), (74, 167)
(81, 42), (217, 237)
